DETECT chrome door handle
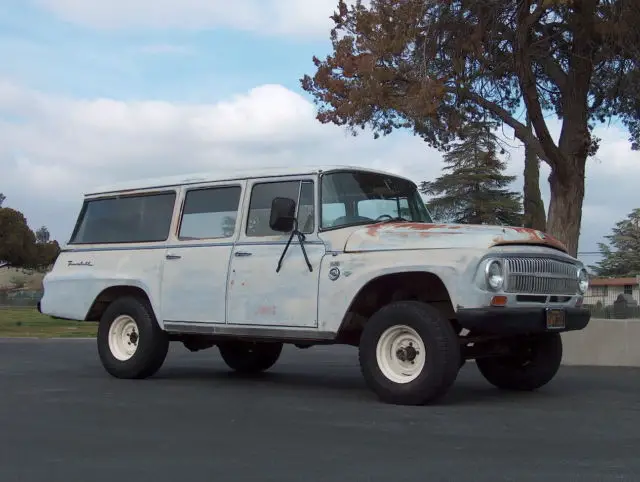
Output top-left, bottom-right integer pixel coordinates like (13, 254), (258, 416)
(166, 253), (181, 260)
(234, 251), (252, 257)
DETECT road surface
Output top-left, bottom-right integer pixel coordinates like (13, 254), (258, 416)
(1, 338), (638, 481)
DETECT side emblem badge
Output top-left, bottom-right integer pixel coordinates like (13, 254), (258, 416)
(328, 267), (341, 281)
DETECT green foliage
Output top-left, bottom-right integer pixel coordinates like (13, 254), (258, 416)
(0, 207), (37, 267)
(589, 208), (640, 277)
(301, 0), (640, 255)
(420, 122), (523, 226)
(0, 196), (60, 270)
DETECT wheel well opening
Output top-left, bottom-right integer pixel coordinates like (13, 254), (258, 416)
(85, 286), (151, 321)
(337, 272), (457, 343)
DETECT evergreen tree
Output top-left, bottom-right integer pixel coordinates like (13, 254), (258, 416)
(419, 122), (523, 226)
(590, 209), (640, 277)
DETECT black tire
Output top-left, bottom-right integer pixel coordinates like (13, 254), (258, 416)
(475, 333), (563, 391)
(218, 340), (283, 374)
(97, 296), (169, 379)
(358, 301), (461, 405)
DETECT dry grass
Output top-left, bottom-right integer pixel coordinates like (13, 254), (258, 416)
(0, 307), (97, 338)
(0, 267), (45, 290)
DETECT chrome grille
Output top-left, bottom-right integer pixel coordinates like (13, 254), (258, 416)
(505, 257), (578, 295)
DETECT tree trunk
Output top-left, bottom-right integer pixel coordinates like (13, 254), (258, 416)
(522, 117), (546, 231)
(546, 158), (586, 257)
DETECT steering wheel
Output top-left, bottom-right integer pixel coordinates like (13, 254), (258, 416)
(375, 214), (394, 222)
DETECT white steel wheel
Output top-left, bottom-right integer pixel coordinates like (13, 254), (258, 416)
(375, 324), (426, 384)
(108, 315), (140, 361)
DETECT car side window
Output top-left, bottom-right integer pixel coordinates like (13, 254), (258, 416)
(246, 180), (315, 237)
(178, 185), (242, 240)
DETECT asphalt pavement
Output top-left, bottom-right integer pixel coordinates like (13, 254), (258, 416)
(1, 338), (639, 482)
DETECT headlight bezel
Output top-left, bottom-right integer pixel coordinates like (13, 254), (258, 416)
(577, 267), (589, 294)
(485, 259), (505, 291)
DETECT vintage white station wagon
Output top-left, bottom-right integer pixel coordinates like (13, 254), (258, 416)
(39, 165), (591, 405)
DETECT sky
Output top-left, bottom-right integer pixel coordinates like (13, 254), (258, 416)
(0, 0), (638, 268)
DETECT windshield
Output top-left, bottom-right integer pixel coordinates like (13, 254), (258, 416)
(320, 171), (433, 230)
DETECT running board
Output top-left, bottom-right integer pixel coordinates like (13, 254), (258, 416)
(163, 321), (337, 342)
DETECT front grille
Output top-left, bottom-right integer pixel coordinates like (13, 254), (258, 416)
(504, 257), (578, 295)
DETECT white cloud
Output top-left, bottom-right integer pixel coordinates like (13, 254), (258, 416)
(35, 0), (352, 37)
(0, 78), (638, 260)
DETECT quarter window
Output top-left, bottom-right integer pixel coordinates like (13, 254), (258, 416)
(246, 180), (315, 237)
(179, 186), (242, 240)
(70, 191), (176, 244)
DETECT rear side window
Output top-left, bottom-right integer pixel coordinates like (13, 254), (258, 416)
(178, 186), (241, 240)
(70, 191), (176, 244)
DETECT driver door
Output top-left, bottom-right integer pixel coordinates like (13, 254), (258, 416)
(225, 176), (325, 328)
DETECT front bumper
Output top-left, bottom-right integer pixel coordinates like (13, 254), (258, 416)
(456, 306), (590, 335)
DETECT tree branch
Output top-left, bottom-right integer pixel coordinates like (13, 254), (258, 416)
(514, 1), (564, 170)
(458, 88), (552, 165)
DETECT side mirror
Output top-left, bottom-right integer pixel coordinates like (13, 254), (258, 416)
(269, 197), (296, 232)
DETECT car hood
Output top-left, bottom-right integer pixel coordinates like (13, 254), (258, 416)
(343, 222), (568, 253)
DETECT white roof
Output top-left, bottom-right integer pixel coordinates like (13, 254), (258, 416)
(85, 164), (415, 196)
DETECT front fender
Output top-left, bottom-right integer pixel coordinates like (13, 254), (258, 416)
(316, 249), (480, 333)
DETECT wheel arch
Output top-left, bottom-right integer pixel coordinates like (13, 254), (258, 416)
(335, 270), (457, 343)
(85, 284), (158, 323)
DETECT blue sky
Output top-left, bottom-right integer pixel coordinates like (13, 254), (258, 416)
(0, 1), (331, 101)
(0, 0), (639, 266)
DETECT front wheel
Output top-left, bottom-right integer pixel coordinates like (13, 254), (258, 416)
(97, 296), (169, 379)
(218, 341), (283, 374)
(358, 301), (461, 405)
(475, 333), (563, 391)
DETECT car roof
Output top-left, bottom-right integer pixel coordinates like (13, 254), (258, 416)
(84, 165), (416, 196)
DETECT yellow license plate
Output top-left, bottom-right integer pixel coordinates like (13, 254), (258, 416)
(546, 309), (566, 329)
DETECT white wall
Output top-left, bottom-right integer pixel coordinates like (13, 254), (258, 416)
(562, 318), (640, 367)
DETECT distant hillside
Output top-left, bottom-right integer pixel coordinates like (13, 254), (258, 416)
(0, 267), (46, 291)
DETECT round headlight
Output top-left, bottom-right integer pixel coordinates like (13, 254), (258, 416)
(485, 260), (504, 291)
(577, 268), (589, 294)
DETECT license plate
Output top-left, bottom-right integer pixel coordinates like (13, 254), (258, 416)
(545, 309), (566, 329)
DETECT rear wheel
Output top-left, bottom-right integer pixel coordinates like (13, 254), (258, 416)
(475, 333), (563, 391)
(218, 340), (283, 374)
(97, 296), (169, 379)
(358, 301), (461, 405)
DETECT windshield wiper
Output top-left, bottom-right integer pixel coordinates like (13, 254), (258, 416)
(276, 219), (313, 273)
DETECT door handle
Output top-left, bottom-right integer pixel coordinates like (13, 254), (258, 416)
(166, 253), (181, 260)
(234, 251), (252, 257)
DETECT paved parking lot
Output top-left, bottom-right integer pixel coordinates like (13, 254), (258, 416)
(1, 338), (639, 481)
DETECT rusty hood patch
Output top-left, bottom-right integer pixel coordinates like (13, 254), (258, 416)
(343, 222), (567, 253)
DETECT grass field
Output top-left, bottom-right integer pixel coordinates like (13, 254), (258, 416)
(0, 307), (97, 338)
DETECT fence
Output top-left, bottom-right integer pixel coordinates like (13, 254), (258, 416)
(0, 290), (43, 308)
(583, 292), (640, 320)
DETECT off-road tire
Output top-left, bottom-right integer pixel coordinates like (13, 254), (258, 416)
(97, 296), (169, 379)
(475, 332), (563, 391)
(218, 341), (283, 374)
(358, 300), (461, 405)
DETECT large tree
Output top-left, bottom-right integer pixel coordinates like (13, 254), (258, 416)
(0, 199), (60, 270)
(301, 0), (640, 256)
(421, 121), (523, 226)
(590, 208), (640, 277)
(0, 207), (37, 266)
(35, 226), (51, 244)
